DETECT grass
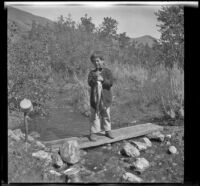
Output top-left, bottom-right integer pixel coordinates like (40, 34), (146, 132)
(70, 62), (184, 125)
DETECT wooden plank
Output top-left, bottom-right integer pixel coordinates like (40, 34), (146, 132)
(42, 123), (163, 150)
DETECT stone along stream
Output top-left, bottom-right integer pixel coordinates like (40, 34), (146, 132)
(27, 88), (90, 141)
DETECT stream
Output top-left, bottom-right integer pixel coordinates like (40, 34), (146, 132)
(27, 88), (90, 141)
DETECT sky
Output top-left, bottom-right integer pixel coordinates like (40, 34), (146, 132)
(10, 4), (162, 39)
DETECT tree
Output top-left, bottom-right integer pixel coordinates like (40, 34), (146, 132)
(80, 14), (95, 33)
(99, 17), (118, 39)
(118, 32), (130, 50)
(155, 6), (184, 69)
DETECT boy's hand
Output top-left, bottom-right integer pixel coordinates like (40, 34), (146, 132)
(94, 72), (103, 82)
(97, 75), (103, 82)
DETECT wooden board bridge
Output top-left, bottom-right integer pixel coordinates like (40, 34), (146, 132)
(42, 123), (163, 151)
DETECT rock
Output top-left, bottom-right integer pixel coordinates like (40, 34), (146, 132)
(131, 141), (147, 151)
(52, 152), (64, 168)
(29, 131), (40, 139)
(165, 134), (172, 139)
(35, 141), (46, 149)
(130, 120), (137, 124)
(166, 141), (171, 145)
(67, 174), (81, 183)
(32, 150), (52, 162)
(122, 142), (140, 157)
(12, 129), (36, 143)
(179, 107), (184, 117)
(8, 129), (13, 136)
(142, 137), (152, 147)
(59, 140), (80, 164)
(132, 157), (150, 173)
(146, 131), (165, 142)
(168, 146), (177, 154)
(122, 172), (143, 183)
(8, 129), (21, 141)
(80, 150), (87, 156)
(27, 135), (35, 142)
(62, 165), (81, 182)
(106, 143), (112, 150)
(12, 129), (25, 139)
(62, 164), (81, 175)
(49, 169), (62, 176)
(57, 163), (69, 172)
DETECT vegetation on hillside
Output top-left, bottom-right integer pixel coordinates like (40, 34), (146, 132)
(7, 5), (184, 128)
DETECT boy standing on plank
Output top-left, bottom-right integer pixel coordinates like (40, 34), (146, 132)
(88, 51), (115, 141)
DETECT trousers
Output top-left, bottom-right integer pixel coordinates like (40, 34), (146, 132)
(90, 104), (111, 134)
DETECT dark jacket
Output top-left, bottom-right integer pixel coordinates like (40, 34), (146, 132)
(88, 67), (113, 109)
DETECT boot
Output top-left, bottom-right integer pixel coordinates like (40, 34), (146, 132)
(89, 133), (97, 141)
(105, 131), (115, 139)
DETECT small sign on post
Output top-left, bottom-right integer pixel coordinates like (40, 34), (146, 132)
(20, 98), (33, 151)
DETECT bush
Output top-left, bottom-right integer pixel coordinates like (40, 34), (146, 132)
(8, 25), (53, 115)
(142, 64), (184, 119)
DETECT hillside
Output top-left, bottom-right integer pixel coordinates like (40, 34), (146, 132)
(131, 35), (158, 48)
(7, 6), (54, 32)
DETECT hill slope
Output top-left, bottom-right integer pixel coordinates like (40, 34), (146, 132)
(131, 35), (158, 48)
(7, 6), (54, 32)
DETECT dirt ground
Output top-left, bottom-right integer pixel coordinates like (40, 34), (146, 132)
(8, 122), (184, 183)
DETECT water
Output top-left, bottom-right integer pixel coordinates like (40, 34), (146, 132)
(27, 88), (90, 141)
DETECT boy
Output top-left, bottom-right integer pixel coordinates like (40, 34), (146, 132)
(88, 51), (115, 141)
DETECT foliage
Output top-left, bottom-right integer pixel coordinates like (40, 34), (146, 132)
(98, 17), (118, 39)
(155, 5), (184, 69)
(8, 21), (53, 115)
(80, 14), (95, 33)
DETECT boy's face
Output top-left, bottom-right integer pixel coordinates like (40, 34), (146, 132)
(92, 57), (104, 69)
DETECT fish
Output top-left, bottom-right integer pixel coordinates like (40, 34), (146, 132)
(96, 81), (102, 117)
(94, 70), (102, 117)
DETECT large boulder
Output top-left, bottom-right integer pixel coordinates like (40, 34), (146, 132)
(132, 157), (150, 173)
(59, 140), (80, 164)
(122, 172), (143, 183)
(122, 142), (140, 157)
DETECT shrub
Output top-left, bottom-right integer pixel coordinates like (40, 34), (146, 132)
(142, 64), (184, 119)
